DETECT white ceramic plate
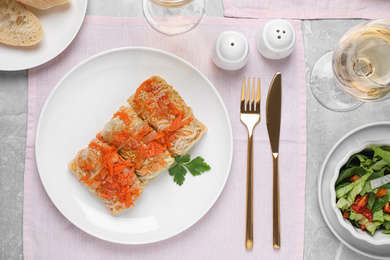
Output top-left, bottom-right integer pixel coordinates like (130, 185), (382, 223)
(35, 47), (233, 244)
(318, 122), (390, 259)
(0, 0), (87, 71)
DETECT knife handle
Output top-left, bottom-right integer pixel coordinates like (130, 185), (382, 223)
(272, 153), (281, 248)
(245, 134), (254, 249)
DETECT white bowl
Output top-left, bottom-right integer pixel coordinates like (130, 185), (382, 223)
(330, 139), (390, 246)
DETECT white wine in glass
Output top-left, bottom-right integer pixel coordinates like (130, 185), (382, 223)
(150, 0), (193, 8)
(143, 0), (205, 36)
(311, 19), (390, 111)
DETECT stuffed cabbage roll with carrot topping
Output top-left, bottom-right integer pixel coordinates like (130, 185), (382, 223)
(68, 139), (145, 215)
(128, 76), (207, 156)
(98, 105), (174, 183)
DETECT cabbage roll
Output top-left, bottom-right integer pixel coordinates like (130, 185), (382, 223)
(128, 76), (207, 155)
(99, 105), (174, 183)
(68, 139), (144, 215)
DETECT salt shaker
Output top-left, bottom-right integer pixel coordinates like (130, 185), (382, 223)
(256, 19), (296, 60)
(212, 31), (250, 70)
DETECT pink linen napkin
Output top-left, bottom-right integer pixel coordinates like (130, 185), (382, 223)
(223, 0), (390, 19)
(24, 16), (306, 259)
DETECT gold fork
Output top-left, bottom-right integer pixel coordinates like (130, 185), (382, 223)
(240, 77), (260, 249)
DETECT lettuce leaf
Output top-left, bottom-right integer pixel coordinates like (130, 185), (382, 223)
(349, 211), (379, 235)
(336, 172), (373, 211)
(371, 192), (390, 213)
(335, 166), (367, 185)
(372, 159), (390, 171)
(369, 145), (390, 164)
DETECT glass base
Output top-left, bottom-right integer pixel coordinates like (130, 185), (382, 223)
(143, 0), (205, 36)
(310, 51), (363, 112)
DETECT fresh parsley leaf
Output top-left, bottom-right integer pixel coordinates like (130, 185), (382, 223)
(169, 163), (187, 186)
(175, 154), (191, 164)
(186, 156), (211, 176)
(168, 155), (211, 186)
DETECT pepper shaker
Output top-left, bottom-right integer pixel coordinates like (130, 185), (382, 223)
(256, 19), (296, 60)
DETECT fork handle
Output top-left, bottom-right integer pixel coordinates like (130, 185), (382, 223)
(245, 134), (254, 249)
(272, 153), (281, 248)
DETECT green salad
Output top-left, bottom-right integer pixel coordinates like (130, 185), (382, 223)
(335, 145), (390, 235)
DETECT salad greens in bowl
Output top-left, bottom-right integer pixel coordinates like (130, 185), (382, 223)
(331, 141), (390, 246)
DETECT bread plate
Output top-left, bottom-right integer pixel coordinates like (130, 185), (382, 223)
(318, 121), (390, 259)
(35, 47), (233, 244)
(0, 0), (87, 71)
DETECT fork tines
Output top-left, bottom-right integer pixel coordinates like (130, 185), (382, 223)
(241, 77), (260, 113)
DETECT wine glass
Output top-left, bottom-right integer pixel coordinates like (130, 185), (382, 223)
(143, 0), (205, 36)
(311, 19), (390, 111)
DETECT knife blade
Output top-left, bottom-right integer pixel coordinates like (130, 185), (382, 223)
(266, 72), (282, 248)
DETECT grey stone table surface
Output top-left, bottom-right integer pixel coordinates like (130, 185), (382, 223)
(303, 19), (390, 260)
(1, 1), (389, 259)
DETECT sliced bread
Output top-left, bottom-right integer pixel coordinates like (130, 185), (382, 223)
(0, 0), (44, 46)
(16, 0), (71, 10)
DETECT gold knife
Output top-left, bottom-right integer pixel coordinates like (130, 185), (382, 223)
(266, 72), (282, 248)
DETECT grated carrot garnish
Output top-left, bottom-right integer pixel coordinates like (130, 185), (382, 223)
(113, 109), (131, 126)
